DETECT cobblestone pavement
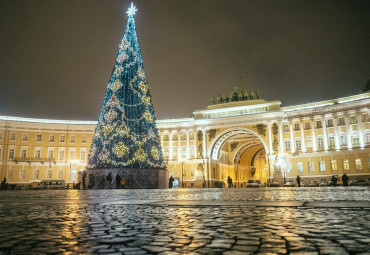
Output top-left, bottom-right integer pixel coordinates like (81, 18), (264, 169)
(1, 187), (370, 255)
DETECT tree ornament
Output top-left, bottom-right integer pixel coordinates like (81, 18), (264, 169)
(98, 148), (110, 163)
(139, 81), (148, 93)
(105, 108), (117, 123)
(144, 110), (153, 123)
(141, 96), (150, 106)
(114, 66), (124, 77)
(116, 123), (129, 136)
(135, 148), (146, 162)
(102, 124), (114, 136)
(151, 147), (160, 160)
(111, 80), (123, 92)
(113, 142), (129, 157)
(118, 52), (129, 63)
(137, 67), (145, 80)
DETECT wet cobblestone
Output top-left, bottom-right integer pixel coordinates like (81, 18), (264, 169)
(0, 187), (369, 254)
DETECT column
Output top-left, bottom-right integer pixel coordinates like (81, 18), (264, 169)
(194, 130), (198, 159)
(186, 130), (190, 159)
(300, 118), (306, 153)
(333, 114), (340, 151)
(202, 128), (207, 159)
(169, 132), (173, 160)
(311, 117), (317, 152)
(345, 113), (352, 149)
(289, 119), (295, 153)
(177, 130), (181, 160)
(267, 122), (273, 154)
(322, 115), (329, 151)
(278, 121), (284, 155)
(356, 110), (365, 148)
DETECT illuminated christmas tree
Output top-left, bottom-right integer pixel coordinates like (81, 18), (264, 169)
(88, 3), (165, 170)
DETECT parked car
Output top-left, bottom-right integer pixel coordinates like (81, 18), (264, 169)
(33, 180), (66, 190)
(349, 178), (370, 186)
(246, 179), (262, 188)
(269, 182), (280, 187)
(319, 180), (329, 187)
(309, 180), (319, 187)
(283, 181), (295, 187)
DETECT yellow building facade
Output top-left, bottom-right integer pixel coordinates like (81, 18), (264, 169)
(1, 92), (370, 187)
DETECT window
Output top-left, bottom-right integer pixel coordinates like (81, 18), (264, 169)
(286, 163), (292, 173)
(363, 113), (369, 123)
(36, 134), (42, 142)
(285, 139), (291, 151)
(296, 138), (301, 150)
(173, 135), (178, 141)
(355, 159), (362, 170)
(304, 122), (311, 130)
(10, 133), (16, 141)
(327, 119), (334, 128)
(163, 147), (169, 158)
(0, 132), (3, 140)
(317, 136), (324, 149)
(8, 148), (15, 159)
(343, 159), (349, 171)
(297, 162), (303, 173)
(338, 117), (345, 126)
(60, 135), (65, 143)
(20, 168), (26, 180)
(306, 137), (312, 149)
(319, 161), (326, 172)
(81, 151), (86, 161)
(294, 123), (300, 131)
(22, 134), (28, 141)
(331, 160), (337, 171)
(47, 169), (52, 179)
(190, 166), (194, 176)
(350, 115), (357, 124)
(316, 120), (322, 129)
(21, 148), (27, 158)
(58, 169), (63, 179)
(328, 136), (335, 148)
(59, 150), (65, 161)
(35, 149), (41, 159)
(48, 149), (54, 159)
(0, 147), (2, 160)
(340, 133), (347, 146)
(173, 147), (178, 159)
(284, 125), (289, 132)
(164, 134), (169, 141)
(181, 133), (186, 141)
(365, 131), (370, 143)
(70, 151), (75, 160)
(181, 146), (186, 158)
(190, 146), (195, 158)
(49, 135), (55, 142)
(308, 161), (314, 172)
(7, 168), (13, 179)
(352, 132), (359, 145)
(70, 135), (76, 143)
(82, 135), (87, 143)
(33, 169), (39, 180)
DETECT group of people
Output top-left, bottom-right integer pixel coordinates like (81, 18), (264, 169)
(296, 173), (350, 187)
(106, 173), (126, 189)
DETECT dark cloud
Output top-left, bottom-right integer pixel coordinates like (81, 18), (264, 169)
(0, 0), (369, 120)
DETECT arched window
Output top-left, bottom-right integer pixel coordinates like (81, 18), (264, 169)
(328, 136), (335, 148)
(306, 136), (312, 149)
(285, 139), (291, 151)
(181, 146), (187, 158)
(172, 147), (178, 159)
(296, 138), (301, 150)
(190, 146), (195, 158)
(163, 147), (169, 158)
(352, 132), (359, 145)
(317, 136), (324, 149)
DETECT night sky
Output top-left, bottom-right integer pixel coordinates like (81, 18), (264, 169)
(0, 0), (369, 121)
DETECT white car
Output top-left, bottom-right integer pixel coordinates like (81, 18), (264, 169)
(246, 179), (262, 188)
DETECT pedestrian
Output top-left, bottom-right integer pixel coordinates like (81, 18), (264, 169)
(296, 176), (301, 187)
(342, 173), (349, 187)
(1, 178), (7, 190)
(331, 175), (337, 187)
(106, 172), (112, 189)
(121, 178), (126, 189)
(227, 176), (232, 188)
(116, 174), (121, 189)
(169, 175), (174, 188)
(89, 174), (95, 189)
(82, 171), (87, 190)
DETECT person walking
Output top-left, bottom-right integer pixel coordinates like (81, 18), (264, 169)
(342, 173), (349, 187)
(331, 175), (337, 187)
(296, 176), (301, 187)
(82, 171), (87, 190)
(106, 173), (112, 189)
(227, 176), (232, 188)
(116, 174), (121, 189)
(120, 178), (126, 189)
(169, 176), (174, 188)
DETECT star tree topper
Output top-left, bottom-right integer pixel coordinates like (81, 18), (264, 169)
(126, 2), (138, 16)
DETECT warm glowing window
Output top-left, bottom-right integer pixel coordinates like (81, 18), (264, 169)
(331, 160), (337, 171)
(355, 159), (362, 170)
(342, 159), (349, 171)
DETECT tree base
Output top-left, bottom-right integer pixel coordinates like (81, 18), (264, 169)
(86, 168), (169, 189)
